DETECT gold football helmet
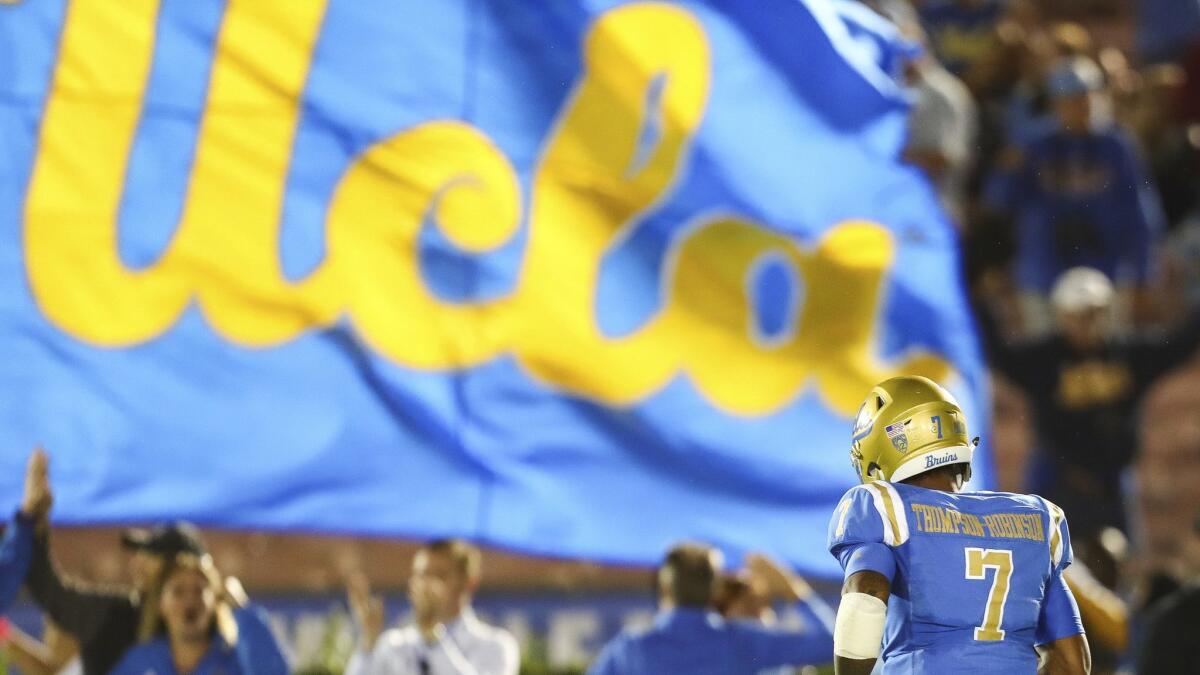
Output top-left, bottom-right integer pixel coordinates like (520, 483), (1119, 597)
(850, 375), (974, 484)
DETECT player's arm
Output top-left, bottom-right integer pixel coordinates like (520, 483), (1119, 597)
(835, 570), (891, 675)
(1035, 500), (1090, 675)
(1035, 574), (1090, 675)
(1037, 633), (1091, 675)
(828, 485), (900, 675)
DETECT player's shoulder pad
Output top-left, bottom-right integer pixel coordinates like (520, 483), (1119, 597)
(1030, 494), (1070, 568)
(828, 481), (910, 549)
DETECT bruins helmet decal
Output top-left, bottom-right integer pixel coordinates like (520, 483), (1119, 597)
(850, 375), (974, 484)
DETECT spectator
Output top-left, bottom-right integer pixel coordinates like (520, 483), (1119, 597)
(977, 266), (1200, 540)
(346, 539), (519, 675)
(586, 542), (832, 675)
(109, 553), (288, 674)
(22, 449), (211, 675)
(1135, 512), (1200, 674)
(992, 56), (1167, 334)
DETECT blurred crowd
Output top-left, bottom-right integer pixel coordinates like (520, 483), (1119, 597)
(875, 0), (1200, 673)
(1, 449), (838, 674)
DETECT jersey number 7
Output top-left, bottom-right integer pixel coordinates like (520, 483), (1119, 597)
(964, 547), (1013, 641)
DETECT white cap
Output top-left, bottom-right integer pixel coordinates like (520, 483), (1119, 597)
(1051, 267), (1114, 313)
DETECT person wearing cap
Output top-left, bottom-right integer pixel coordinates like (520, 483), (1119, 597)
(122, 523), (206, 554)
(989, 54), (1166, 335)
(976, 266), (1200, 542)
(20, 450), (212, 675)
(110, 553), (288, 675)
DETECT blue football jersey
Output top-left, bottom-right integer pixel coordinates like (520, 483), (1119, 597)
(827, 481), (1085, 673)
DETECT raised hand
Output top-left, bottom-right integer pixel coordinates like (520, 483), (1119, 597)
(21, 448), (52, 522)
(745, 552), (813, 602)
(222, 575), (250, 608)
(347, 571), (385, 651)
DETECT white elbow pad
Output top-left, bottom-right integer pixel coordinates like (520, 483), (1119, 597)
(833, 592), (887, 660)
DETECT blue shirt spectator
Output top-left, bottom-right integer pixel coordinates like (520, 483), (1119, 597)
(1005, 126), (1165, 292)
(109, 551), (288, 675)
(586, 543), (832, 675)
(0, 512), (34, 611)
(110, 605), (288, 675)
(993, 57), (1166, 294)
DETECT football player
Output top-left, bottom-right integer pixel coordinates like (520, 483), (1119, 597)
(828, 376), (1091, 674)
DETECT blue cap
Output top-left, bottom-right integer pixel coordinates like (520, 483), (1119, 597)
(1047, 56), (1104, 99)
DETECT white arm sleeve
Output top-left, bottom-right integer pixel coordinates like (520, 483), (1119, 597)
(833, 592), (887, 660)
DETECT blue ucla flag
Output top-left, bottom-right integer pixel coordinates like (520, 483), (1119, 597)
(0, 0), (988, 575)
